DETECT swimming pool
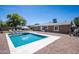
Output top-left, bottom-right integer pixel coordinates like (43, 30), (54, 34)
(6, 32), (60, 54)
(9, 33), (47, 48)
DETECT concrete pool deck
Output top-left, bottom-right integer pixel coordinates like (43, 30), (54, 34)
(34, 31), (79, 54)
(6, 32), (60, 54)
(0, 33), (10, 54)
(0, 31), (79, 54)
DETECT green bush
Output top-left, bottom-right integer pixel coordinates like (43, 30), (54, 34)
(74, 17), (79, 27)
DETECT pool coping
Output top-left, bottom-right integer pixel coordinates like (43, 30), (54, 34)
(6, 32), (60, 54)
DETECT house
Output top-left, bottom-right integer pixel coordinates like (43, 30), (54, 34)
(29, 22), (71, 34)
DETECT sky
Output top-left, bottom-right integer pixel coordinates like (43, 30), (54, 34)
(0, 5), (79, 25)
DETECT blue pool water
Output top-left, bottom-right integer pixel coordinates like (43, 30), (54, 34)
(9, 33), (47, 48)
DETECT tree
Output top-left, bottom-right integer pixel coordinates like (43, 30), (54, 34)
(0, 20), (8, 27)
(52, 18), (57, 23)
(0, 21), (2, 27)
(7, 13), (26, 27)
(74, 17), (79, 27)
(20, 17), (26, 26)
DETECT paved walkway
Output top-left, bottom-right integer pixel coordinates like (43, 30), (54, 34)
(0, 33), (10, 54)
(34, 31), (79, 54)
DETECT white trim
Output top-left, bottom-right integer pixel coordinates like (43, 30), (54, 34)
(40, 26), (43, 31)
(6, 32), (60, 54)
(45, 26), (48, 30)
(30, 23), (70, 27)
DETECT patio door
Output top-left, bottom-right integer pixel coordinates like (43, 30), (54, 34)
(54, 25), (59, 32)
